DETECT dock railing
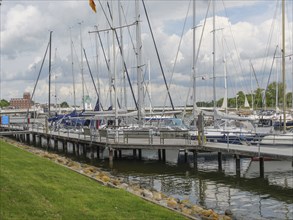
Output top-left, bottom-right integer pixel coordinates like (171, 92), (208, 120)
(123, 130), (153, 144)
(159, 130), (191, 144)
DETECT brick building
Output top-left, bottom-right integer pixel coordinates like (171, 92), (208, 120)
(10, 92), (32, 109)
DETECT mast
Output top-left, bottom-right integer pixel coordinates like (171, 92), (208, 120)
(192, 0), (197, 121)
(212, 0), (216, 118)
(79, 22), (85, 110)
(282, 0), (286, 132)
(48, 31), (53, 116)
(69, 27), (77, 109)
(118, 0), (127, 110)
(136, 0), (143, 126)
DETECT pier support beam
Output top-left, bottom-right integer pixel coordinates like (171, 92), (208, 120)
(235, 155), (241, 177)
(114, 149), (118, 159)
(162, 149), (166, 162)
(184, 150), (188, 163)
(259, 157), (264, 178)
(96, 146), (100, 159)
(26, 133), (30, 144)
(90, 145), (94, 160)
(83, 144), (87, 159)
(133, 149), (137, 159)
(138, 149), (142, 160)
(193, 151), (198, 170)
(72, 142), (76, 156)
(76, 143), (80, 157)
(218, 152), (222, 171)
(38, 136), (42, 148)
(54, 139), (58, 151)
(109, 148), (114, 168)
(33, 134), (37, 147)
(158, 149), (162, 161)
(46, 137), (50, 151)
(118, 150), (122, 158)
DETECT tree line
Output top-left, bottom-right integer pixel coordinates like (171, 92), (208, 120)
(197, 82), (293, 109)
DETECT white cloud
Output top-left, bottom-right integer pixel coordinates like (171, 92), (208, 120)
(1, 0), (292, 108)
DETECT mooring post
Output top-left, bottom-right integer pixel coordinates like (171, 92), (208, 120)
(184, 150), (188, 163)
(133, 149), (137, 159)
(46, 137), (50, 151)
(33, 134), (37, 147)
(158, 149), (162, 161)
(235, 155), (241, 177)
(162, 149), (166, 162)
(218, 152), (222, 171)
(83, 144), (87, 159)
(114, 149), (118, 159)
(109, 148), (114, 168)
(96, 146), (100, 159)
(38, 136), (42, 148)
(26, 133), (30, 144)
(193, 151), (198, 170)
(54, 139), (58, 151)
(259, 157), (264, 178)
(76, 143), (80, 157)
(62, 141), (66, 153)
(90, 145), (94, 160)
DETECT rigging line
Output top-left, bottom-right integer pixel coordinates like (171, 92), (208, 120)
(83, 48), (104, 111)
(259, 0), (280, 88)
(183, 0), (212, 112)
(121, 5), (136, 61)
(263, 45), (279, 105)
(31, 41), (50, 101)
(141, 0), (176, 113)
(28, 38), (50, 119)
(104, 3), (138, 110)
(162, 0), (191, 114)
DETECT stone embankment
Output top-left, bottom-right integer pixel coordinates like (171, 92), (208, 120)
(3, 138), (233, 220)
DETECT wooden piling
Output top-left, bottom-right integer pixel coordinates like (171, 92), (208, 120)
(259, 157), (264, 178)
(162, 149), (166, 162)
(235, 155), (241, 177)
(158, 149), (162, 161)
(218, 152), (222, 171)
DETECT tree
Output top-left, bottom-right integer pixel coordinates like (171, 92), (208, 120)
(60, 101), (69, 108)
(0, 99), (10, 108)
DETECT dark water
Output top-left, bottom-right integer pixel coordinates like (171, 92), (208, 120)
(92, 150), (293, 220)
(43, 139), (293, 220)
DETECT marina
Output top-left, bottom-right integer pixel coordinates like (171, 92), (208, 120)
(1, 0), (293, 219)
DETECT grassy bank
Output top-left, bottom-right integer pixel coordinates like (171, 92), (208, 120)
(0, 140), (187, 220)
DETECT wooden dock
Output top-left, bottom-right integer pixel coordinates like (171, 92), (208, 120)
(1, 124), (292, 178)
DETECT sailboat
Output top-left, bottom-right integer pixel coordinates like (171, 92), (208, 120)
(258, 0), (293, 146)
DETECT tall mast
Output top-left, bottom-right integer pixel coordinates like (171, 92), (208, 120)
(192, 0), (197, 121)
(94, 26), (101, 110)
(69, 27), (76, 109)
(111, 0), (118, 127)
(79, 22), (85, 110)
(118, 0), (127, 110)
(48, 31), (53, 116)
(136, 0), (143, 126)
(282, 0), (286, 132)
(212, 0), (216, 116)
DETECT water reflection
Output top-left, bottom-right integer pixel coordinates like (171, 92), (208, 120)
(41, 139), (292, 219)
(92, 152), (293, 220)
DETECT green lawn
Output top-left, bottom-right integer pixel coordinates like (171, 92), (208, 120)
(0, 140), (187, 220)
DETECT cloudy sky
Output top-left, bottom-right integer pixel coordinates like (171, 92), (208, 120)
(1, 0), (292, 109)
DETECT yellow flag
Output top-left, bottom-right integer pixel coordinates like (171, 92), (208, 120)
(89, 0), (96, 13)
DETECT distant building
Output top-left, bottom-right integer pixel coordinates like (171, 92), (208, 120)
(10, 92), (32, 109)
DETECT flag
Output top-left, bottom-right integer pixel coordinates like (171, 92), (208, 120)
(89, 0), (96, 13)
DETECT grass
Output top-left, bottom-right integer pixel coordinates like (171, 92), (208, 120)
(0, 140), (187, 220)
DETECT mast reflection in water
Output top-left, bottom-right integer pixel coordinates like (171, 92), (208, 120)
(90, 149), (292, 220)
